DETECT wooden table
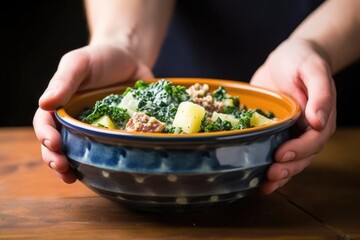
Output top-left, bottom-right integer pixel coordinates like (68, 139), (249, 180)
(0, 127), (359, 240)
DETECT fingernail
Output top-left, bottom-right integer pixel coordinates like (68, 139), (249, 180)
(281, 151), (296, 162)
(49, 161), (57, 170)
(317, 110), (327, 128)
(281, 169), (289, 179)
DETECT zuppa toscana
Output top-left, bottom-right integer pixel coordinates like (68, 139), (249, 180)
(79, 79), (277, 133)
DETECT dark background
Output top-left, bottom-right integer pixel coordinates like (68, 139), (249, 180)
(1, 1), (88, 127)
(1, 1), (359, 127)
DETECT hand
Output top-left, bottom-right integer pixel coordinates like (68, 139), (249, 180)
(33, 42), (153, 183)
(250, 38), (337, 194)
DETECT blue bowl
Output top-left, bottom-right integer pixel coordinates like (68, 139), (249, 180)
(55, 78), (300, 212)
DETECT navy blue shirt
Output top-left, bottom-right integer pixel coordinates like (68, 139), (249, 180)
(154, 0), (324, 81)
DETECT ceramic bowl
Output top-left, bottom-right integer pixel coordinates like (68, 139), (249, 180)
(55, 78), (300, 213)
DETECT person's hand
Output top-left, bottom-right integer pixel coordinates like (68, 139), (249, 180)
(33, 42), (153, 183)
(250, 38), (337, 194)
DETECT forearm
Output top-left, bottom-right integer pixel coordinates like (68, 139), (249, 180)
(290, 0), (360, 73)
(84, 0), (175, 68)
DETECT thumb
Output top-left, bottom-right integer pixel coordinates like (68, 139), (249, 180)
(250, 65), (268, 86)
(39, 47), (91, 111)
(301, 58), (335, 130)
(132, 61), (154, 80)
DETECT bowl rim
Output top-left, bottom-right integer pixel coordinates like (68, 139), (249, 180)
(55, 77), (301, 142)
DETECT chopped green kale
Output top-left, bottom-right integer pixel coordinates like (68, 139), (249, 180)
(79, 98), (130, 129)
(212, 86), (227, 101)
(233, 110), (255, 130)
(203, 118), (232, 132)
(130, 79), (190, 124)
(255, 109), (275, 119)
(101, 94), (123, 106)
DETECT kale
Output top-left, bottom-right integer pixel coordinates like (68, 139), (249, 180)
(203, 118), (232, 132)
(121, 80), (148, 96)
(255, 109), (275, 119)
(233, 110), (255, 130)
(101, 94), (123, 106)
(163, 125), (177, 134)
(78, 108), (94, 121)
(79, 97), (130, 129)
(230, 96), (240, 107)
(134, 80), (149, 90)
(131, 79), (190, 124)
(213, 86), (240, 110)
(212, 86), (227, 101)
(223, 105), (238, 115)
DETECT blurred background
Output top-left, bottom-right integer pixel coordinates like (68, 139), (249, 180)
(1, 1), (359, 127)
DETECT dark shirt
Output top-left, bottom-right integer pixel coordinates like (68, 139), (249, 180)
(154, 0), (324, 81)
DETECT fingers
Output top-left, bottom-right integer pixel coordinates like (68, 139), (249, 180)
(276, 128), (323, 162)
(268, 156), (313, 182)
(39, 48), (91, 111)
(33, 108), (77, 184)
(260, 178), (290, 195)
(33, 46), (84, 183)
(276, 96), (336, 161)
(41, 145), (77, 184)
(33, 108), (62, 151)
(263, 94), (336, 195)
(260, 155), (313, 195)
(263, 107), (336, 195)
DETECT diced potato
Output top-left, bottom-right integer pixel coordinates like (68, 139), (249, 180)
(117, 92), (139, 116)
(211, 112), (238, 127)
(250, 111), (277, 127)
(92, 115), (116, 129)
(173, 102), (206, 133)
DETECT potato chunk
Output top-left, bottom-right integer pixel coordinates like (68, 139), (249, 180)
(211, 112), (238, 128)
(250, 111), (277, 127)
(92, 115), (116, 129)
(117, 92), (139, 116)
(173, 102), (206, 133)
